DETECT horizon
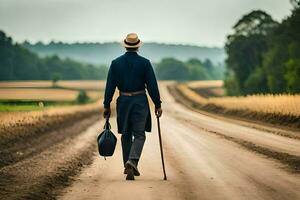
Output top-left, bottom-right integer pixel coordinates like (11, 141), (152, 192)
(20, 39), (224, 49)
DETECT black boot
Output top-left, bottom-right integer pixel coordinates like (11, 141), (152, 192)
(125, 160), (135, 180)
(131, 159), (140, 176)
(124, 166), (140, 176)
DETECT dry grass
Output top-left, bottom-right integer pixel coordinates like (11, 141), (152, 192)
(0, 100), (101, 128)
(0, 80), (105, 90)
(0, 81), (52, 88)
(58, 80), (105, 90)
(0, 88), (102, 101)
(178, 84), (207, 104)
(172, 83), (300, 129)
(0, 80), (105, 102)
(187, 80), (225, 97)
(187, 80), (223, 89)
(208, 95), (300, 117)
(178, 84), (300, 117)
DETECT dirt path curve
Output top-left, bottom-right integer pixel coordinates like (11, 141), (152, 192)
(59, 83), (300, 200)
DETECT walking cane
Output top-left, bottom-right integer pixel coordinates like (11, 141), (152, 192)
(156, 115), (167, 180)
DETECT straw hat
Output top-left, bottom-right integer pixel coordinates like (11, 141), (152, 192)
(121, 33), (142, 48)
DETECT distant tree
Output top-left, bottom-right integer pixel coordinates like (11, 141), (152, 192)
(0, 30), (108, 81)
(155, 57), (222, 80)
(0, 31), (14, 80)
(285, 59), (300, 93)
(225, 10), (277, 94)
(202, 58), (225, 80)
(244, 67), (269, 94)
(186, 58), (210, 80)
(290, 0), (300, 7)
(224, 69), (240, 96)
(211, 63), (226, 80)
(262, 6), (300, 93)
(77, 90), (90, 104)
(225, 5), (300, 95)
(51, 72), (61, 87)
(156, 58), (189, 80)
(186, 58), (203, 66)
(203, 59), (213, 71)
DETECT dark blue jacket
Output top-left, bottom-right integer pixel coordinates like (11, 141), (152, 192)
(103, 51), (161, 133)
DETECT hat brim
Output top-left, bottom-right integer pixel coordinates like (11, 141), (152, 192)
(121, 40), (143, 48)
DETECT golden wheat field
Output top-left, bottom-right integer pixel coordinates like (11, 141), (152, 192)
(0, 88), (102, 101)
(0, 81), (105, 102)
(178, 84), (300, 117)
(0, 99), (101, 126)
(58, 80), (105, 90)
(187, 80), (223, 89)
(0, 80), (105, 90)
(187, 80), (225, 97)
(0, 81), (53, 88)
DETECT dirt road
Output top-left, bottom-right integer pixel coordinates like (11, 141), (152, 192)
(59, 83), (300, 200)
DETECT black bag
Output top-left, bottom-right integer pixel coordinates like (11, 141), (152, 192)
(97, 119), (117, 158)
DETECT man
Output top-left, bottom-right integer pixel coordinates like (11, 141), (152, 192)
(103, 33), (162, 181)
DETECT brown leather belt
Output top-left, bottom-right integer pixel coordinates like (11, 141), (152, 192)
(119, 90), (146, 96)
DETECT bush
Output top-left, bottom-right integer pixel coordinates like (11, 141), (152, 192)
(77, 90), (90, 104)
(51, 72), (61, 87)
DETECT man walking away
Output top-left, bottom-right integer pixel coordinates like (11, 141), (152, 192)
(103, 33), (163, 180)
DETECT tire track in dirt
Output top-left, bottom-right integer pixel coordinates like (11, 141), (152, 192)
(0, 113), (101, 200)
(161, 114), (300, 200)
(58, 117), (185, 200)
(0, 115), (99, 169)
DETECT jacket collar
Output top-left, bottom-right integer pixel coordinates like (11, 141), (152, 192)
(125, 51), (138, 55)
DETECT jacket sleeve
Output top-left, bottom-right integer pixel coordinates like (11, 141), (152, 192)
(145, 60), (162, 108)
(103, 61), (117, 109)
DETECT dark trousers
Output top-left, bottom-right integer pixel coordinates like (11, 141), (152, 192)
(121, 98), (148, 166)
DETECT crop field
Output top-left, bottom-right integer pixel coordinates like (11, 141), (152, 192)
(187, 80), (225, 97)
(0, 88), (102, 101)
(0, 81), (104, 111)
(57, 80), (105, 90)
(187, 80), (223, 89)
(0, 80), (105, 90)
(179, 84), (300, 116)
(170, 82), (300, 129)
(0, 81), (53, 88)
(0, 100), (101, 128)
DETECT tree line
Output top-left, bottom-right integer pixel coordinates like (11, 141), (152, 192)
(155, 57), (224, 80)
(22, 40), (225, 66)
(1, 30), (223, 81)
(0, 31), (108, 81)
(225, 1), (300, 95)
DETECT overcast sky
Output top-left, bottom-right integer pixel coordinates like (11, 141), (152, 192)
(0, 0), (293, 47)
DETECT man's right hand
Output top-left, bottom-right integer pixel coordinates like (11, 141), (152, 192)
(103, 108), (111, 119)
(155, 107), (163, 118)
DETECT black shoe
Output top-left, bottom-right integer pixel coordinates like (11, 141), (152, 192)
(124, 168), (140, 176)
(125, 161), (135, 180)
(126, 160), (140, 176)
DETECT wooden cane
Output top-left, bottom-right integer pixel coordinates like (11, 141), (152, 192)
(156, 116), (167, 180)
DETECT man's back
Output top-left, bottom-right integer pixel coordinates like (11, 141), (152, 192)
(111, 51), (151, 92)
(104, 51), (161, 109)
